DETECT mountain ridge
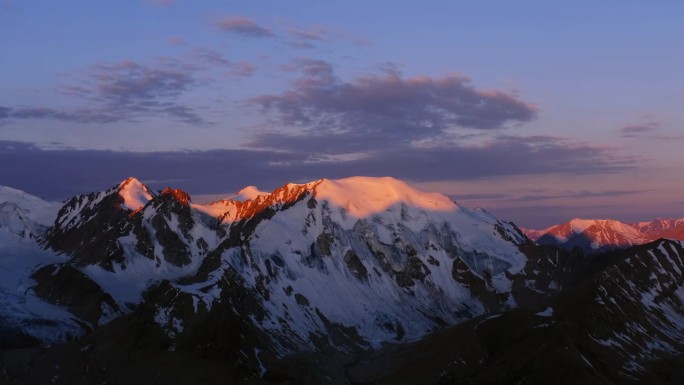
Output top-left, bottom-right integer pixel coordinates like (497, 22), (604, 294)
(3, 177), (684, 384)
(4, 176), (536, 352)
(524, 217), (684, 252)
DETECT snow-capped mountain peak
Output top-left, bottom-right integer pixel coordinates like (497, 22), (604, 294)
(157, 187), (191, 205)
(29, 176), (537, 354)
(526, 216), (684, 252)
(308, 176), (457, 217)
(633, 217), (684, 239)
(197, 176), (459, 225)
(0, 202), (43, 239)
(0, 185), (61, 227)
(118, 177), (154, 211)
(4, 177), (684, 383)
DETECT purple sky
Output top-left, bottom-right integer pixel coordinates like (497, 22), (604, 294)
(1, 1), (683, 228)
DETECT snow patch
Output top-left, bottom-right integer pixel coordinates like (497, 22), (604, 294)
(535, 307), (553, 317)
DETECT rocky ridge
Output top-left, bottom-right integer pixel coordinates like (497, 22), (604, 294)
(1, 177), (684, 384)
(525, 217), (684, 252)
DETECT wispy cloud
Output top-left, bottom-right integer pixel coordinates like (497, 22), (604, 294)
(454, 192), (511, 200)
(63, 60), (200, 103)
(285, 26), (328, 50)
(188, 46), (231, 67)
(184, 46), (256, 77)
(618, 119), (684, 140)
(215, 16), (275, 38)
(289, 27), (329, 41)
(286, 40), (317, 50)
(0, 47), (259, 127)
(59, 60), (208, 124)
(454, 188), (652, 203)
(0, 58), (210, 125)
(511, 188), (654, 202)
(621, 124), (658, 133)
(249, 59), (537, 152)
(286, 25), (370, 50)
(0, 106), (118, 124)
(210, 16), (368, 49)
(620, 121), (660, 137)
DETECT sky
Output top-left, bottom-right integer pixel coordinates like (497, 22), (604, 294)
(1, 0), (683, 228)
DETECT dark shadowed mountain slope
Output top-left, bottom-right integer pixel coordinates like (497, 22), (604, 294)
(288, 239), (684, 385)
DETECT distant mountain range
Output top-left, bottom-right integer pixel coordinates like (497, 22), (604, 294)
(1, 177), (684, 384)
(523, 218), (684, 252)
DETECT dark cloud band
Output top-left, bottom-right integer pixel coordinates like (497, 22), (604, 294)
(0, 137), (634, 202)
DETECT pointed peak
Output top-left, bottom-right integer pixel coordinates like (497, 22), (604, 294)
(119, 177), (144, 189)
(160, 187), (191, 205)
(118, 177), (154, 211)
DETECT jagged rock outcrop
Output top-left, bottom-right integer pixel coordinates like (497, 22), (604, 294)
(30, 264), (119, 327)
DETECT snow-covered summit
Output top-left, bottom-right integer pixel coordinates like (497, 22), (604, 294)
(0, 185), (60, 227)
(0, 185), (61, 240)
(526, 217), (684, 252)
(634, 218), (684, 239)
(0, 202), (43, 239)
(196, 176), (460, 225)
(306, 176), (457, 217)
(33, 175), (536, 352)
(562, 218), (643, 241)
(118, 177), (154, 211)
